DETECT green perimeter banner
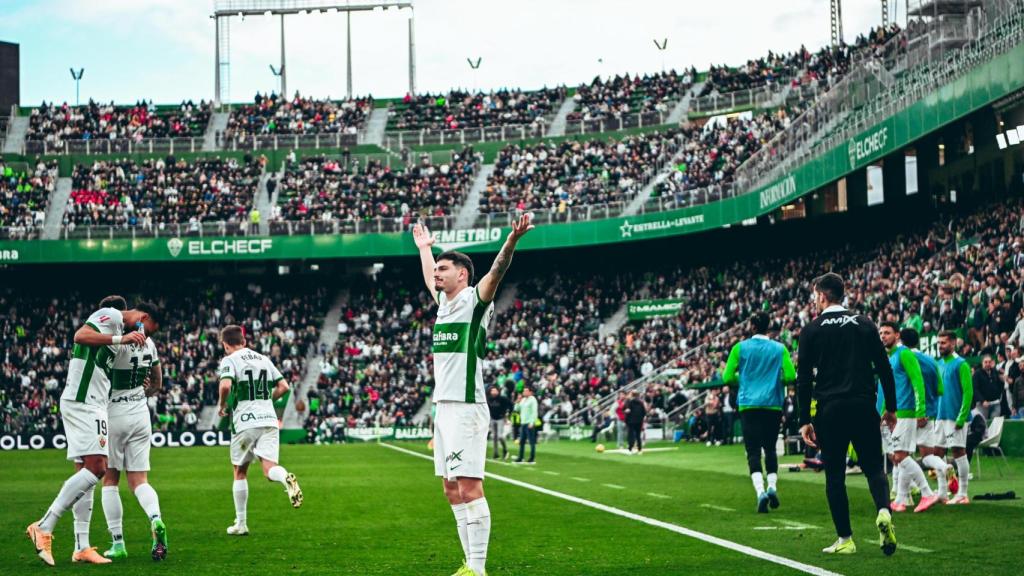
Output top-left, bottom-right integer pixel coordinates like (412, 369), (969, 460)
(628, 299), (685, 320)
(2, 42), (1022, 265)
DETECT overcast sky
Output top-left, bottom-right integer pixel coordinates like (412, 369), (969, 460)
(0, 0), (899, 105)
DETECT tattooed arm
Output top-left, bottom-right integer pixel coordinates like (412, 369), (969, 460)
(477, 213), (534, 303)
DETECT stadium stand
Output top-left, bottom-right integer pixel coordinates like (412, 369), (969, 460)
(0, 159), (59, 239)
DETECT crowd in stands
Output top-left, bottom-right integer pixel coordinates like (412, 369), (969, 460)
(271, 147), (479, 224)
(654, 106), (804, 204)
(0, 159), (58, 238)
(305, 272), (435, 440)
(481, 131), (683, 214)
(26, 100), (210, 146)
(568, 70), (692, 124)
(63, 155), (264, 231)
(388, 88), (566, 132)
(222, 92), (373, 141)
(0, 282), (327, 436)
(699, 24), (902, 98)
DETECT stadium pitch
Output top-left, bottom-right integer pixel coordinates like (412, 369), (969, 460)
(4, 441), (1021, 575)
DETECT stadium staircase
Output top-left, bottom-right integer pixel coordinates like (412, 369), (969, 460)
(361, 107), (389, 146)
(282, 289), (349, 431)
(454, 164), (495, 229)
(41, 178), (72, 240)
(255, 169), (274, 236)
(2, 114), (28, 154)
(667, 81), (703, 124)
(598, 302), (631, 340)
(203, 111), (229, 151)
(545, 96), (577, 138)
(494, 282), (518, 315)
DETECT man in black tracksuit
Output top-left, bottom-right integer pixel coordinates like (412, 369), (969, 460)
(624, 391), (647, 453)
(797, 273), (899, 556)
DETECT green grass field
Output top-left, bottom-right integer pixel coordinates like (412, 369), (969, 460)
(3, 440), (1021, 575)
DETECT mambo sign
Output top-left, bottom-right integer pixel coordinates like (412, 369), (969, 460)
(167, 237), (274, 258)
(0, 431), (232, 451)
(627, 298), (685, 321)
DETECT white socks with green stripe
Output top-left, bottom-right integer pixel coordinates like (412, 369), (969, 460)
(134, 483), (162, 520)
(465, 498), (491, 576)
(921, 455), (949, 498)
(101, 486), (124, 542)
(39, 468), (99, 533)
(451, 503), (470, 564)
(267, 465), (289, 487)
(751, 472), (765, 496)
(72, 485), (94, 551)
(233, 480), (248, 525)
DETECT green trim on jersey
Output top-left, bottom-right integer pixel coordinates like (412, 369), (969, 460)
(74, 346), (113, 402)
(464, 296), (489, 403)
(85, 322), (100, 333)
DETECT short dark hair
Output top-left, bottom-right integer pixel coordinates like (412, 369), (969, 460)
(937, 330), (957, 341)
(220, 325), (245, 347)
(900, 327), (920, 348)
(132, 301), (161, 326)
(750, 312), (770, 334)
(813, 272), (844, 304)
(99, 295), (127, 311)
(879, 321), (899, 332)
(437, 250), (475, 284)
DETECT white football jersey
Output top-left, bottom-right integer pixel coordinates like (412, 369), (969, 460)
(218, 348), (284, 433)
(109, 337), (159, 418)
(63, 307), (124, 406)
(431, 287), (494, 404)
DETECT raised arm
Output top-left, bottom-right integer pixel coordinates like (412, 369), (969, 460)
(412, 223), (438, 303)
(477, 213), (534, 303)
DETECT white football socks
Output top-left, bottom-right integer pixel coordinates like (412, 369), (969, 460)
(900, 457), (933, 498)
(72, 485), (95, 552)
(134, 483), (162, 520)
(233, 480), (248, 525)
(451, 503), (470, 564)
(39, 468), (99, 533)
(955, 455), (970, 497)
(465, 498), (491, 576)
(267, 465), (288, 487)
(751, 472), (765, 496)
(766, 473), (778, 492)
(921, 455), (949, 497)
(101, 486), (124, 542)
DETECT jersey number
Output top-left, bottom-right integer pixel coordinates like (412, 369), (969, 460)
(242, 369), (271, 401)
(128, 355), (153, 388)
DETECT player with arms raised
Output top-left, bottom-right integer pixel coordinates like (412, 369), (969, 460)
(26, 300), (159, 566)
(217, 325), (302, 536)
(413, 214), (533, 576)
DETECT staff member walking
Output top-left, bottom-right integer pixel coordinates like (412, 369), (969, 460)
(797, 273), (899, 556)
(514, 387), (539, 464)
(723, 312), (796, 513)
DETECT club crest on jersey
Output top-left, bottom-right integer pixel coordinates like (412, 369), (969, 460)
(99, 436), (107, 448)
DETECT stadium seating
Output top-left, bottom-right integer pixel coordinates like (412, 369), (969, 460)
(387, 87), (567, 133)
(268, 147), (480, 234)
(221, 92), (373, 147)
(25, 100), (210, 150)
(62, 156), (264, 236)
(481, 131), (684, 215)
(0, 159), (59, 239)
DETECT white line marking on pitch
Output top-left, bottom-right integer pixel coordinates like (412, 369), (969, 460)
(647, 493), (671, 499)
(542, 471), (560, 476)
(602, 483), (626, 490)
(605, 447), (678, 455)
(900, 545), (933, 554)
(775, 520), (820, 530)
(700, 504), (736, 512)
(381, 443), (842, 576)
(570, 477), (591, 482)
